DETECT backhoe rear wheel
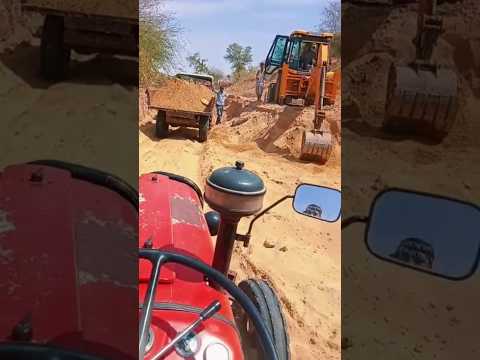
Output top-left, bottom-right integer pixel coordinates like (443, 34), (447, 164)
(199, 116), (209, 142)
(234, 279), (290, 360)
(155, 110), (169, 138)
(41, 15), (70, 81)
(267, 83), (278, 103)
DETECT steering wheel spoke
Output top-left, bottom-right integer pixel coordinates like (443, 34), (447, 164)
(138, 249), (280, 360)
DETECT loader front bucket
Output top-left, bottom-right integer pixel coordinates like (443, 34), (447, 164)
(300, 130), (333, 164)
(384, 64), (458, 141)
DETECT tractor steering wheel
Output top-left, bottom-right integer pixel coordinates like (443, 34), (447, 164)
(0, 343), (108, 360)
(139, 249), (280, 360)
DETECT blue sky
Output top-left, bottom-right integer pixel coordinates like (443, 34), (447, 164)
(163, 0), (328, 74)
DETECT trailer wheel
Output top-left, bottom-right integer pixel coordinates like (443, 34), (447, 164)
(199, 116), (209, 142)
(41, 15), (69, 80)
(155, 111), (169, 138)
(234, 279), (290, 360)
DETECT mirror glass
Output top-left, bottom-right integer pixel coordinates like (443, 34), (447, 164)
(293, 184), (341, 222)
(367, 190), (480, 279)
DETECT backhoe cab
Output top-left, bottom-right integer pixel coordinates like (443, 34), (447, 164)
(264, 30), (339, 106)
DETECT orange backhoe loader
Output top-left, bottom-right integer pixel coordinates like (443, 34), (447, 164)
(264, 30), (340, 107)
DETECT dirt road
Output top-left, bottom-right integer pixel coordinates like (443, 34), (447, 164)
(140, 80), (342, 360)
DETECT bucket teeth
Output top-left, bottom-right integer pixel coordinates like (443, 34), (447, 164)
(384, 64), (458, 140)
(300, 129), (333, 164)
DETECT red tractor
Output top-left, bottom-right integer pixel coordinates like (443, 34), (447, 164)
(0, 160), (138, 360)
(139, 161), (341, 360)
(0, 160), (341, 360)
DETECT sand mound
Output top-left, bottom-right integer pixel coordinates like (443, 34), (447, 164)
(148, 78), (215, 113)
(218, 95), (340, 164)
(228, 75), (257, 98)
(343, 53), (392, 124)
(225, 95), (258, 119)
(227, 72), (277, 98)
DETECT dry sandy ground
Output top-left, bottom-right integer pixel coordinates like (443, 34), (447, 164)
(0, 5), (138, 186)
(140, 79), (341, 359)
(343, 1), (480, 359)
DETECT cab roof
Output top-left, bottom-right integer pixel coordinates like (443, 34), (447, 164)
(290, 30), (334, 43)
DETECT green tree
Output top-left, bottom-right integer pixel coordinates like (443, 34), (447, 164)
(186, 53), (224, 83)
(224, 43), (253, 77)
(139, 0), (181, 85)
(317, 0), (341, 58)
(186, 52), (210, 74)
(318, 0), (341, 34)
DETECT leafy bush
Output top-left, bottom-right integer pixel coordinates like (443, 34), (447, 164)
(139, 0), (180, 85)
(224, 43), (253, 78)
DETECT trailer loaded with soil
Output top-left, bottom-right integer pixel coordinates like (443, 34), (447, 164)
(147, 74), (216, 143)
(22, 0), (139, 80)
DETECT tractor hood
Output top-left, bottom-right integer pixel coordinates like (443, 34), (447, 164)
(139, 173), (243, 360)
(138, 173), (214, 289)
(0, 163), (137, 360)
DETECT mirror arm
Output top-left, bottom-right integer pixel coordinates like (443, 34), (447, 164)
(341, 216), (368, 229)
(236, 195), (294, 247)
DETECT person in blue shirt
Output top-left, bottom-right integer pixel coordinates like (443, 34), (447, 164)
(215, 86), (226, 125)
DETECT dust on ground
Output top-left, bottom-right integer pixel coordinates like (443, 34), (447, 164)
(148, 77), (214, 113)
(343, 1), (480, 359)
(140, 73), (341, 360)
(0, 2), (138, 186)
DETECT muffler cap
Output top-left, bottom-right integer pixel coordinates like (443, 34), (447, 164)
(207, 161), (265, 196)
(205, 161), (266, 216)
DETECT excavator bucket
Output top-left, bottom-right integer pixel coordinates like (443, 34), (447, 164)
(384, 64), (458, 140)
(300, 111), (333, 164)
(300, 130), (334, 164)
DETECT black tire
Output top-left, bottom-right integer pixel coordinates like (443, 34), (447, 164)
(41, 15), (69, 81)
(267, 83), (277, 103)
(235, 279), (290, 360)
(199, 116), (209, 142)
(155, 111), (169, 138)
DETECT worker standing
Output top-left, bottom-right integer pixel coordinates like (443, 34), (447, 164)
(215, 86), (226, 125)
(256, 62), (266, 102)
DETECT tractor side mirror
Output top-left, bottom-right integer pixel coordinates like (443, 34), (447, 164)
(366, 189), (480, 280)
(293, 184), (341, 222)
